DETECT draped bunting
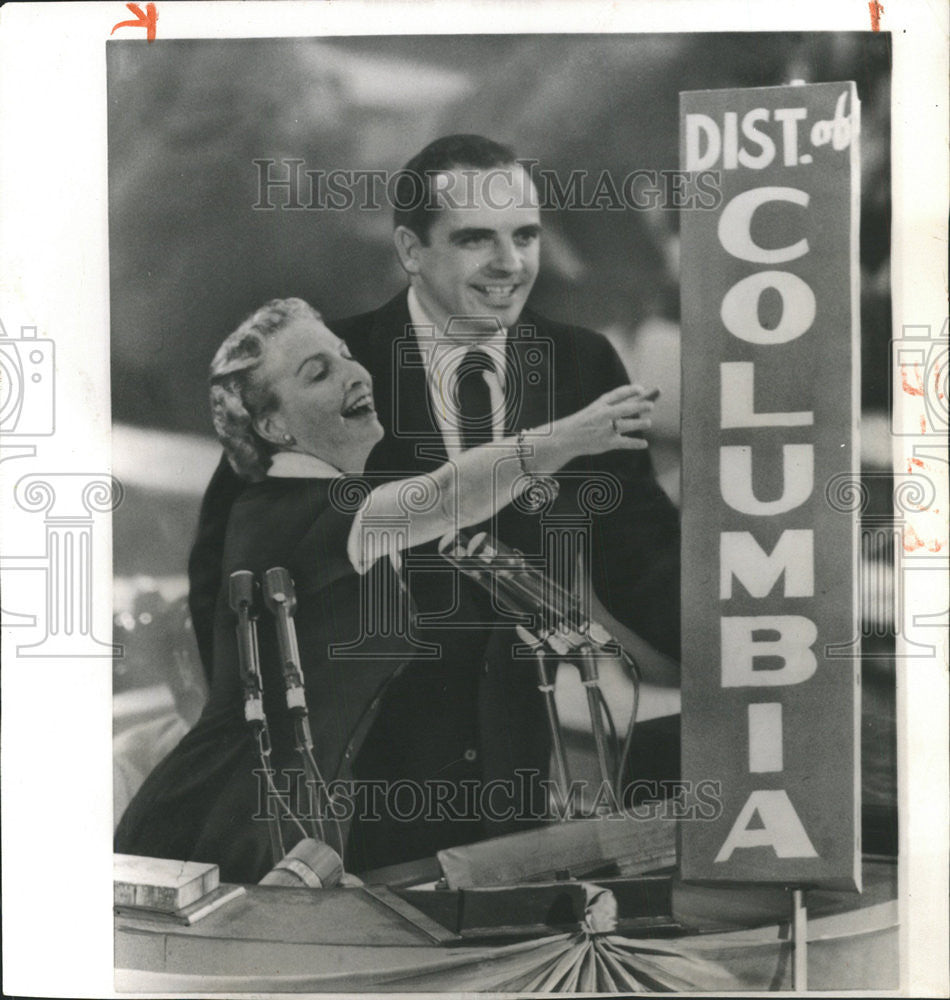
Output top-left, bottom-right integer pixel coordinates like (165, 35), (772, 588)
(499, 929), (745, 993)
(117, 899), (897, 993)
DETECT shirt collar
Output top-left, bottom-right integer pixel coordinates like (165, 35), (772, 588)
(406, 286), (508, 382)
(267, 451), (345, 479)
(406, 285), (431, 334)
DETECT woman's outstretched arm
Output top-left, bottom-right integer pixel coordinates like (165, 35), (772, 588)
(356, 385), (656, 557)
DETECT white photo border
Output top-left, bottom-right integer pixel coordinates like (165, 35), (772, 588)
(0, 1), (946, 996)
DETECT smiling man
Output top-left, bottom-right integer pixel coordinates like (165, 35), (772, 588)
(385, 138), (545, 456)
(392, 146), (541, 334)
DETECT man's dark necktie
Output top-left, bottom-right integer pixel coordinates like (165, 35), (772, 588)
(456, 347), (495, 451)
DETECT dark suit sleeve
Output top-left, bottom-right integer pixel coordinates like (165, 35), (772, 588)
(563, 334), (681, 660)
(288, 485), (362, 595)
(188, 453), (246, 683)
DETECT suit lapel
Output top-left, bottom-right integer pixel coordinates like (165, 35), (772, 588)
(365, 291), (447, 475)
(505, 310), (556, 433)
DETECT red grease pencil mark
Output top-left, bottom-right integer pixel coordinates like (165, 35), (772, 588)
(900, 364), (924, 397)
(111, 3), (158, 42)
(868, 1), (884, 31)
(903, 524), (924, 552)
(904, 521), (946, 553)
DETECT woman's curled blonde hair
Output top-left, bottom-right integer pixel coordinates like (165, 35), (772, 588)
(208, 297), (322, 481)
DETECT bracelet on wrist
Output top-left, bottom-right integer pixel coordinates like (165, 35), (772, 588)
(515, 429), (533, 476)
(516, 429), (560, 505)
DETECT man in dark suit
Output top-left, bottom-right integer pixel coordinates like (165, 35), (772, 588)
(189, 135), (681, 872)
(334, 136), (680, 870)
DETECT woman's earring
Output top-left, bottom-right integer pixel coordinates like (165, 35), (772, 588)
(283, 433), (295, 445)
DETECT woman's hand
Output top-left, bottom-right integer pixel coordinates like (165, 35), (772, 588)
(552, 384), (658, 460)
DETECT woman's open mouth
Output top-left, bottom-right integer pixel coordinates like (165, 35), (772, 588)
(341, 391), (376, 419)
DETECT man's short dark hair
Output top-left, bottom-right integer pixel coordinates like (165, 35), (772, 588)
(392, 134), (518, 243)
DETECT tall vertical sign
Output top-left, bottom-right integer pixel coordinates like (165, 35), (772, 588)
(679, 83), (861, 889)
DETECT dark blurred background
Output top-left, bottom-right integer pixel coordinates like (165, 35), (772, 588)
(108, 33), (894, 843)
(108, 32), (891, 575)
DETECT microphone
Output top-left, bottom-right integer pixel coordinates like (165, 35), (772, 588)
(438, 530), (609, 654)
(228, 570), (265, 724)
(261, 567), (338, 848)
(262, 567), (307, 712)
(230, 570), (287, 862)
(259, 837), (343, 890)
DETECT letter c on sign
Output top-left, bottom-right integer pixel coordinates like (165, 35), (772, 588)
(718, 187), (810, 264)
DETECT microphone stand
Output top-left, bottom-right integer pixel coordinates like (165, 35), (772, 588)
(441, 532), (621, 799)
(262, 567), (335, 853)
(229, 570), (285, 865)
(577, 641), (616, 804)
(516, 625), (574, 812)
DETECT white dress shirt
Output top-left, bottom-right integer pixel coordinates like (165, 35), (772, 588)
(406, 287), (508, 459)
